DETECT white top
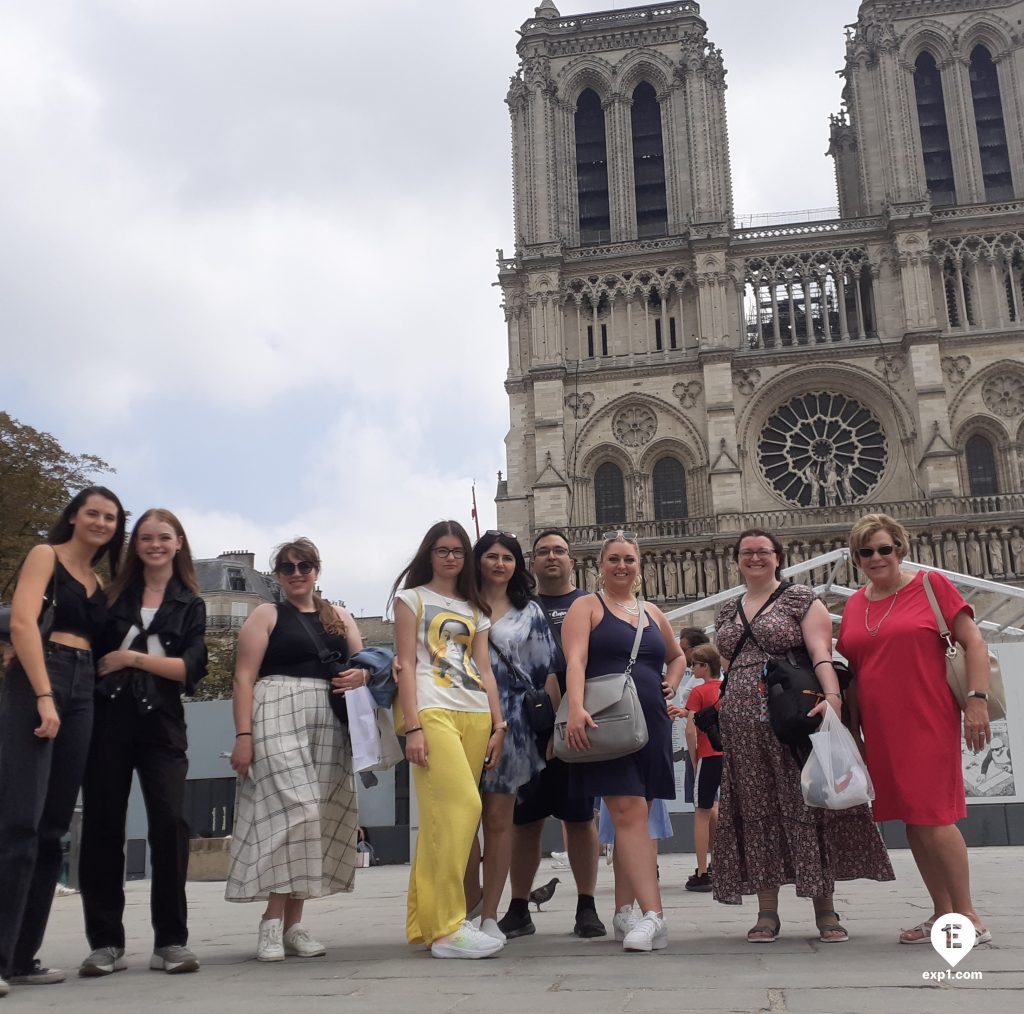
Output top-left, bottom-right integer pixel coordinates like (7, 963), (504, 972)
(395, 586), (491, 713)
(118, 606), (165, 657)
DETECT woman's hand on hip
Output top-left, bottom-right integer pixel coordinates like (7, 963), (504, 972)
(405, 728), (428, 768)
(230, 736), (254, 778)
(566, 706), (597, 752)
(963, 697), (991, 753)
(34, 695), (60, 739)
(331, 667), (369, 694)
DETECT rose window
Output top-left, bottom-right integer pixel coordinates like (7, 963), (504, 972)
(982, 374), (1024, 418)
(757, 392), (887, 507)
(613, 404), (658, 447)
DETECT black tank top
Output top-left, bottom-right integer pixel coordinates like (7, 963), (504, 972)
(49, 559), (107, 642)
(258, 603), (349, 678)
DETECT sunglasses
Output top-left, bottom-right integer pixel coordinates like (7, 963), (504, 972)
(856, 544), (898, 559)
(485, 530), (518, 539)
(602, 529), (638, 542)
(277, 561), (316, 576)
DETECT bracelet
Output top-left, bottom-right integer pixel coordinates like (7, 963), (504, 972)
(824, 692), (841, 698)
(405, 726), (423, 735)
(492, 720), (508, 733)
(812, 660), (835, 670)
(37, 691), (54, 700)
(235, 732), (252, 738)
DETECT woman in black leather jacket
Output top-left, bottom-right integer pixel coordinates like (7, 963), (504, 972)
(78, 509), (207, 978)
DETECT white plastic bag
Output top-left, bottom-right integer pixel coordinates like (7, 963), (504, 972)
(346, 685), (403, 773)
(800, 708), (874, 810)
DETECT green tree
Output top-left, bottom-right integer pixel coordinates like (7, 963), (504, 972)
(0, 412), (113, 589)
(190, 633), (237, 701)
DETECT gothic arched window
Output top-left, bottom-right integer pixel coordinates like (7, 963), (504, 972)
(652, 457), (688, 520)
(594, 462), (626, 525)
(575, 89), (611, 245)
(969, 46), (1013, 202)
(965, 434), (998, 496)
(914, 51), (956, 206)
(630, 82), (668, 238)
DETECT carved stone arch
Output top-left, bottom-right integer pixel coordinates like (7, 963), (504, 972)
(557, 58), (615, 107)
(579, 441), (633, 478)
(949, 358), (1024, 422)
(637, 437), (700, 474)
(953, 412), (1011, 447)
(614, 50), (674, 99)
(736, 365), (915, 506)
(955, 414), (1013, 496)
(574, 391), (710, 470)
(899, 21), (957, 67)
(957, 14), (1016, 63)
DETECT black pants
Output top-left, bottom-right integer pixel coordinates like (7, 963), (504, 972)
(79, 696), (190, 950)
(0, 644), (95, 977)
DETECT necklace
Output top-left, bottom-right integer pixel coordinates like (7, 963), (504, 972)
(607, 595), (639, 615)
(864, 585), (902, 637)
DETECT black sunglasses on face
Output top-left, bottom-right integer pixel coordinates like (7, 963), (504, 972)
(856, 545), (897, 559)
(277, 561), (316, 576)
(485, 530), (518, 539)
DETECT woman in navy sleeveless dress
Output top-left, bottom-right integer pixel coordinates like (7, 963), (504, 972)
(562, 534), (685, 952)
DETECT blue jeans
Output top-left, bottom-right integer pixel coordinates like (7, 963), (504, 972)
(0, 644), (95, 976)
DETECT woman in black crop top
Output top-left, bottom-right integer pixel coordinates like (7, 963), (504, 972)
(226, 538), (365, 962)
(78, 508), (208, 978)
(0, 486), (125, 991)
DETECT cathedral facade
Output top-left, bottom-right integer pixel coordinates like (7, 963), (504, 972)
(495, 0), (1024, 599)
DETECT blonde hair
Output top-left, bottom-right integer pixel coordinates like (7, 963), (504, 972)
(848, 513), (910, 560)
(598, 532), (643, 595)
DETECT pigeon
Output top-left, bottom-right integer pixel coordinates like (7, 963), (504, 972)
(529, 877), (560, 911)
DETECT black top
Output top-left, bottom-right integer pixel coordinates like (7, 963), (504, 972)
(50, 559), (108, 642)
(538, 588), (587, 693)
(258, 603), (349, 679)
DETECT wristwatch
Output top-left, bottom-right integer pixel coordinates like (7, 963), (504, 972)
(966, 690), (988, 701)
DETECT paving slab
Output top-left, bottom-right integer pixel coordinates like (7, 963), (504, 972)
(5, 850), (1020, 1013)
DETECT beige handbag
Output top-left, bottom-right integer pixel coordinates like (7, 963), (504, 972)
(921, 573), (1006, 721)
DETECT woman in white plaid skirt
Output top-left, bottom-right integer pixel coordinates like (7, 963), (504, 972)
(227, 539), (367, 961)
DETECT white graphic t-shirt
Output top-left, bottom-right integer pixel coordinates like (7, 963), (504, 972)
(395, 587), (491, 714)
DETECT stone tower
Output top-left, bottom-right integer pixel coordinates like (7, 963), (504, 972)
(496, 0), (1024, 598)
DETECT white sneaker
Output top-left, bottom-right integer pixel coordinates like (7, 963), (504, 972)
(612, 905), (639, 942)
(622, 911), (668, 952)
(431, 921), (504, 959)
(479, 918), (507, 943)
(256, 918), (285, 961)
(550, 850), (570, 870)
(283, 925), (326, 957)
(0, 974), (7, 997)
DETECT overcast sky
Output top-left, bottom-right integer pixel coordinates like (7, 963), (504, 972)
(1, 0), (862, 614)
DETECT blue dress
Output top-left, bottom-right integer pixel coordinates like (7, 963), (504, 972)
(568, 597), (675, 801)
(481, 600), (558, 794)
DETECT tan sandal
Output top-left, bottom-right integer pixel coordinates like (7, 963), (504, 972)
(898, 919), (935, 945)
(747, 911), (780, 943)
(815, 910), (849, 943)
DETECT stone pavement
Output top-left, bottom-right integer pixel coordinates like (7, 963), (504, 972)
(9, 850), (1021, 1013)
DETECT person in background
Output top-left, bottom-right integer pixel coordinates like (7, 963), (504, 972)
(563, 532), (685, 952)
(675, 627), (709, 816)
(499, 529), (606, 940)
(391, 521), (507, 959)
(837, 514), (992, 945)
(227, 539), (364, 961)
(0, 487), (125, 994)
(79, 509), (208, 977)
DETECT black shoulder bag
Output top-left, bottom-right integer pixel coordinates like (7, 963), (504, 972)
(0, 548), (59, 644)
(692, 583), (790, 753)
(293, 605), (349, 725)
(490, 640), (555, 737)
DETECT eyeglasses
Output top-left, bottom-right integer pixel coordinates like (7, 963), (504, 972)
(602, 530), (638, 542)
(534, 546), (570, 558)
(738, 549), (775, 559)
(277, 561), (316, 576)
(856, 544), (897, 559)
(485, 530), (517, 539)
(433, 547), (466, 559)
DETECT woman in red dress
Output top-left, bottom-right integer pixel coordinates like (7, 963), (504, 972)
(837, 514), (993, 945)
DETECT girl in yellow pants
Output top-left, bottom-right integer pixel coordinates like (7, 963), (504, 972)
(391, 521), (507, 959)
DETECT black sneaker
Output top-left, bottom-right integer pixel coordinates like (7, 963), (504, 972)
(573, 907), (607, 938)
(9, 961), (66, 985)
(685, 871), (713, 893)
(497, 909), (536, 939)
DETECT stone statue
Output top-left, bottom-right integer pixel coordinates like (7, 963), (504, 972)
(823, 459), (839, 508)
(583, 558), (599, 592)
(663, 554), (679, 599)
(682, 551), (697, 597)
(838, 462), (855, 504)
(988, 534), (1005, 577)
(703, 552), (719, 595)
(917, 533), (934, 568)
(643, 554), (660, 599)
(803, 464), (822, 507)
(634, 475), (646, 521)
(942, 534), (960, 572)
(725, 553), (739, 588)
(1010, 530), (1024, 574)
(965, 533), (983, 576)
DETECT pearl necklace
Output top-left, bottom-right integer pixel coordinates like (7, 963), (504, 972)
(864, 584), (902, 637)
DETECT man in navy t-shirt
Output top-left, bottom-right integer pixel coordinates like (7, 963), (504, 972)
(497, 530), (605, 940)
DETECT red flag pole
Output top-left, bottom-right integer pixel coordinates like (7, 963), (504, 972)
(471, 482), (480, 539)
